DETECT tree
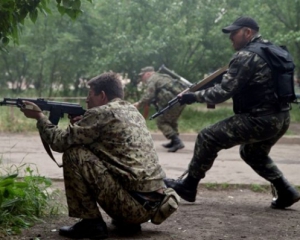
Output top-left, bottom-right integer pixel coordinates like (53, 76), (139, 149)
(0, 0), (92, 49)
(0, 2), (95, 97)
(1, 0), (299, 100)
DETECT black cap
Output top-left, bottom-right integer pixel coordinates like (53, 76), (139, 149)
(222, 17), (259, 33)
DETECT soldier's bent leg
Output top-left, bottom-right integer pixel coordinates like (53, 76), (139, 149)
(240, 143), (283, 181)
(156, 115), (178, 140)
(63, 147), (103, 219)
(63, 146), (152, 224)
(156, 114), (185, 152)
(164, 124), (227, 202)
(240, 143), (300, 208)
(156, 104), (184, 141)
(166, 113), (287, 202)
(62, 147), (109, 239)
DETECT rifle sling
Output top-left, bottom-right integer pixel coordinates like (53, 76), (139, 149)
(39, 133), (63, 168)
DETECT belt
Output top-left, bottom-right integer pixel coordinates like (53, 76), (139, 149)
(130, 191), (164, 211)
(250, 109), (287, 117)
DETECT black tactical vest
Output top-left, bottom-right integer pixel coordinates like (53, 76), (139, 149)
(233, 41), (295, 114)
(244, 42), (296, 103)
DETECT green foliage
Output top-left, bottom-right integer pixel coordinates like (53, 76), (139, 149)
(146, 104), (233, 133)
(204, 182), (231, 190)
(1, 0), (300, 115)
(0, 104), (72, 132)
(1, 101), (300, 133)
(290, 104), (300, 123)
(178, 105), (233, 133)
(0, 166), (59, 237)
(1, 0), (300, 98)
(250, 184), (269, 192)
(202, 183), (272, 193)
(144, 102), (300, 135)
(0, 0), (92, 49)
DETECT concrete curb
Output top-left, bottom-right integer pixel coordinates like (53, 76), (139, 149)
(151, 133), (300, 144)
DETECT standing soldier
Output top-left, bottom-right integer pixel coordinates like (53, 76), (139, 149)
(134, 66), (187, 152)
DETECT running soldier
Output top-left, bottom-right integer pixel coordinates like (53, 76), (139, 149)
(134, 66), (187, 152)
(164, 17), (300, 209)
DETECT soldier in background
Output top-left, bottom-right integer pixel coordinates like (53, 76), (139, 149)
(134, 66), (187, 152)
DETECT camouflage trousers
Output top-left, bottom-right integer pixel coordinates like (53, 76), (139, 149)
(156, 104), (185, 139)
(63, 146), (153, 224)
(188, 111), (290, 182)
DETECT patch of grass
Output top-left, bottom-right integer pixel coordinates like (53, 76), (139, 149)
(0, 107), (70, 132)
(201, 183), (272, 193)
(203, 182), (232, 190)
(1, 100), (300, 133)
(0, 164), (64, 238)
(146, 104), (233, 133)
(290, 104), (300, 122)
(146, 103), (300, 134)
(250, 184), (270, 192)
(178, 105), (233, 133)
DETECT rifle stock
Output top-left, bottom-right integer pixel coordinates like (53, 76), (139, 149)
(150, 65), (228, 120)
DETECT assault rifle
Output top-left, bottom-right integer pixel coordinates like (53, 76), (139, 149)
(150, 65), (228, 120)
(0, 97), (86, 125)
(0, 98), (86, 167)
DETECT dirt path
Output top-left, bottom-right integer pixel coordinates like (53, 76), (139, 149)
(1, 132), (300, 240)
(18, 184), (300, 240)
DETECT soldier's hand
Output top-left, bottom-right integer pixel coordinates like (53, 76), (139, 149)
(178, 93), (197, 105)
(68, 115), (83, 125)
(20, 101), (44, 120)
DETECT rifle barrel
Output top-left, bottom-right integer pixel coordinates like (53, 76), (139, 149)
(158, 64), (192, 86)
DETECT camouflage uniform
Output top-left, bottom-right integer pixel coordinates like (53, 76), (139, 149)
(189, 35), (290, 182)
(138, 72), (186, 139)
(37, 98), (166, 224)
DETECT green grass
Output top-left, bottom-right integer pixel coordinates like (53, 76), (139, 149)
(0, 106), (70, 132)
(146, 103), (300, 135)
(201, 183), (272, 193)
(1, 100), (300, 134)
(203, 182), (231, 190)
(0, 161), (64, 237)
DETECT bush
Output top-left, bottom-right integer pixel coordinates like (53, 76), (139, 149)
(0, 165), (60, 237)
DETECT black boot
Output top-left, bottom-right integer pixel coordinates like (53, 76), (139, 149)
(162, 139), (173, 148)
(168, 136), (184, 152)
(59, 218), (108, 239)
(270, 177), (300, 209)
(164, 174), (199, 202)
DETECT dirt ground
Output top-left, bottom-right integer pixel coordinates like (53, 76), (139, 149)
(2, 124), (300, 240)
(14, 182), (300, 240)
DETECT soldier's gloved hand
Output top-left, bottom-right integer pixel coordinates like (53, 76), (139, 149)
(178, 93), (197, 105)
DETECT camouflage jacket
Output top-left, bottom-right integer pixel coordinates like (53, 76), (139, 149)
(37, 98), (166, 192)
(195, 35), (287, 114)
(139, 73), (187, 109)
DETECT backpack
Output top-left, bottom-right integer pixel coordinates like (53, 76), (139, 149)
(245, 42), (296, 103)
